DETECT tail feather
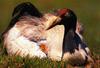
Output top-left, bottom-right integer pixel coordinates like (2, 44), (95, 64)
(12, 2), (43, 17)
(1, 2), (42, 40)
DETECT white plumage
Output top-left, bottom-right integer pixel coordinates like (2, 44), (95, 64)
(45, 25), (64, 61)
(4, 24), (46, 58)
(3, 13), (60, 58)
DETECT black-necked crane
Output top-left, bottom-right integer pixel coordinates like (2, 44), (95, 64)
(1, 2), (94, 67)
(55, 8), (94, 67)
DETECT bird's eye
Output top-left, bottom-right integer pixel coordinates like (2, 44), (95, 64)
(65, 12), (71, 17)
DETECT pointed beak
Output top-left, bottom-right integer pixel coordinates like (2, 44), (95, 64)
(43, 9), (68, 30)
(43, 13), (61, 30)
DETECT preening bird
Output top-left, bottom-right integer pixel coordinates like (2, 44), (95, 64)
(56, 8), (94, 66)
(2, 2), (94, 67)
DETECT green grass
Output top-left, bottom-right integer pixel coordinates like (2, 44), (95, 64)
(0, 49), (66, 68)
(0, 0), (100, 68)
(0, 47), (99, 68)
